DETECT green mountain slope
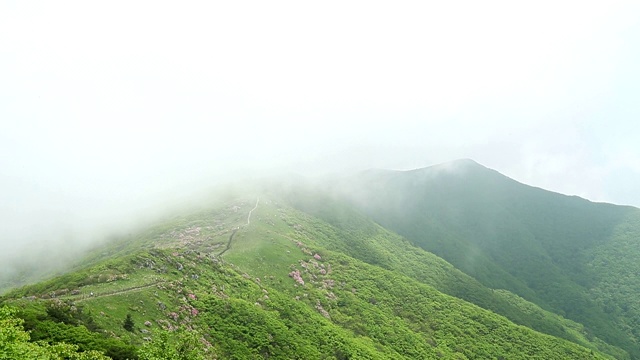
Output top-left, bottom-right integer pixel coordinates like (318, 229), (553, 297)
(1, 191), (622, 359)
(276, 187), (627, 358)
(333, 159), (640, 358)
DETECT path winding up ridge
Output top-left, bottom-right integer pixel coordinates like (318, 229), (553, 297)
(72, 281), (164, 303)
(247, 197), (259, 225)
(218, 229), (238, 256)
(218, 197), (259, 256)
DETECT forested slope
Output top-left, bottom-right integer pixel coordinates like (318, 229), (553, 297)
(334, 159), (640, 358)
(1, 191), (622, 359)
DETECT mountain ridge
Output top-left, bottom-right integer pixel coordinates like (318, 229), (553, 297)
(331, 159), (640, 358)
(2, 159), (639, 359)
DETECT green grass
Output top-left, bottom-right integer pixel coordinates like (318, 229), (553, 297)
(326, 160), (640, 358)
(0, 188), (627, 359)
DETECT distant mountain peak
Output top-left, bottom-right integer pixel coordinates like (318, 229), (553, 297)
(449, 158), (483, 166)
(435, 158), (492, 169)
(405, 158), (490, 176)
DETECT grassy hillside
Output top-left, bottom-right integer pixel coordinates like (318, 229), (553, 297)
(1, 192), (621, 359)
(333, 159), (640, 358)
(276, 187), (628, 359)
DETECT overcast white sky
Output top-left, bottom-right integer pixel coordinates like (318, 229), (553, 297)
(1, 1), (640, 268)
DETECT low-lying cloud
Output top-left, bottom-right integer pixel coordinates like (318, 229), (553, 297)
(2, 1), (640, 289)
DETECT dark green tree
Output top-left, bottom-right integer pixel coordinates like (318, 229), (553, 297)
(123, 313), (135, 332)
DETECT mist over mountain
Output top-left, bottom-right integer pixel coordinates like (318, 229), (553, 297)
(2, 159), (640, 359)
(3, 1), (640, 358)
(3, 1), (640, 298)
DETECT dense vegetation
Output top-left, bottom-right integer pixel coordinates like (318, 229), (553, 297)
(0, 305), (110, 359)
(2, 160), (639, 359)
(331, 159), (640, 358)
(278, 188), (628, 358)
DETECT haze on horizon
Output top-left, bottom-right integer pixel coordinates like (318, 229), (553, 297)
(1, 1), (640, 279)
